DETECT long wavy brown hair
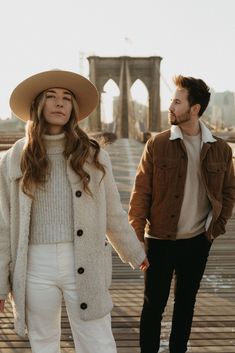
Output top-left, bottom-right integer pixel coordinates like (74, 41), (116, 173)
(20, 90), (105, 198)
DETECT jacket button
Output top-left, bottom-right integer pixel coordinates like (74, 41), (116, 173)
(77, 229), (83, 236)
(77, 267), (84, 274)
(75, 190), (82, 197)
(175, 195), (179, 198)
(171, 214), (175, 218)
(80, 303), (87, 310)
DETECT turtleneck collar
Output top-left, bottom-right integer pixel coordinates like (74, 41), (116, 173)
(42, 132), (66, 155)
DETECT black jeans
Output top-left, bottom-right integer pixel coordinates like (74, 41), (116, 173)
(140, 233), (212, 353)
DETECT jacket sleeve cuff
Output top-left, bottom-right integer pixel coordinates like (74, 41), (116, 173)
(212, 218), (226, 237)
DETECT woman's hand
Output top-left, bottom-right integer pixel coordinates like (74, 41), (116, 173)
(139, 257), (149, 272)
(0, 300), (5, 313)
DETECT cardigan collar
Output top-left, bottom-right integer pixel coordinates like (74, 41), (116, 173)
(7, 137), (92, 182)
(7, 138), (26, 180)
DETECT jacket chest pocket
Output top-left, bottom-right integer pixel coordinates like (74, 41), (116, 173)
(206, 162), (226, 192)
(155, 159), (178, 187)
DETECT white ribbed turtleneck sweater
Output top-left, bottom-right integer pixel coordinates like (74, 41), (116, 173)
(29, 133), (74, 244)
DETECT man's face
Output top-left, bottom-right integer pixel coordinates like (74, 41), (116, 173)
(168, 88), (192, 126)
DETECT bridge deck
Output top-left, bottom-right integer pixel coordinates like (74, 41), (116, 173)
(0, 138), (235, 353)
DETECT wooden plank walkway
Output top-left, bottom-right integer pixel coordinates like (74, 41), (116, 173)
(0, 138), (235, 352)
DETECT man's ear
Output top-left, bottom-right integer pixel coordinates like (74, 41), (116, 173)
(191, 103), (201, 116)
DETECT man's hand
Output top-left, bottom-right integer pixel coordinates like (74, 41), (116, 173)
(139, 257), (149, 272)
(206, 233), (215, 243)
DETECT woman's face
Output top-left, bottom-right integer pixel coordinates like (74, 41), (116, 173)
(42, 87), (73, 134)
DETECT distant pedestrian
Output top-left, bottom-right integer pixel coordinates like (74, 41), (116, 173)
(129, 75), (235, 353)
(0, 69), (149, 353)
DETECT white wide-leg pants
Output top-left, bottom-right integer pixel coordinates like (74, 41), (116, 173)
(26, 242), (117, 353)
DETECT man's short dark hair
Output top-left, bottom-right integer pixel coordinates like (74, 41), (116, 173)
(173, 75), (211, 116)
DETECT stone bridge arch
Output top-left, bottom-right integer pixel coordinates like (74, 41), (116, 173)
(87, 56), (162, 138)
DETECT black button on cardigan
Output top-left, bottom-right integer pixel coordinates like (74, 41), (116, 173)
(80, 303), (87, 310)
(77, 267), (84, 274)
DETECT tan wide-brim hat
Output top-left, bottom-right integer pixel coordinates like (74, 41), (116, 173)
(9, 70), (99, 122)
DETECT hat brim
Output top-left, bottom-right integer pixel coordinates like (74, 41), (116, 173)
(9, 70), (99, 122)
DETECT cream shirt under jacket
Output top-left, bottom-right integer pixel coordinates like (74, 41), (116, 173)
(0, 138), (145, 337)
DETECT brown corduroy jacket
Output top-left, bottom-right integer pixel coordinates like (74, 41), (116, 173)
(129, 125), (235, 242)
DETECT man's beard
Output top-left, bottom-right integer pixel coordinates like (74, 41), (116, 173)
(169, 110), (191, 126)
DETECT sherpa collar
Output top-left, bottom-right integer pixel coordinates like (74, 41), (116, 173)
(169, 120), (216, 143)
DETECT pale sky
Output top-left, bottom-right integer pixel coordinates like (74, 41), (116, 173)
(0, 0), (235, 119)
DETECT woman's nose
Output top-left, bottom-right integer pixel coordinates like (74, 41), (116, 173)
(56, 98), (63, 107)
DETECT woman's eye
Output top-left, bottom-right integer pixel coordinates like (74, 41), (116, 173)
(46, 95), (55, 99)
(64, 96), (71, 101)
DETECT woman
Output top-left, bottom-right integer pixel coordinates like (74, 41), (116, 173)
(0, 70), (149, 353)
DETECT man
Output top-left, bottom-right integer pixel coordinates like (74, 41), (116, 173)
(128, 75), (235, 353)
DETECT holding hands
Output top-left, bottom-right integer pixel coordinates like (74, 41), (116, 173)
(139, 242), (149, 272)
(139, 257), (149, 272)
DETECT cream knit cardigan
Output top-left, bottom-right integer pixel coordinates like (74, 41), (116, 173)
(0, 138), (145, 337)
